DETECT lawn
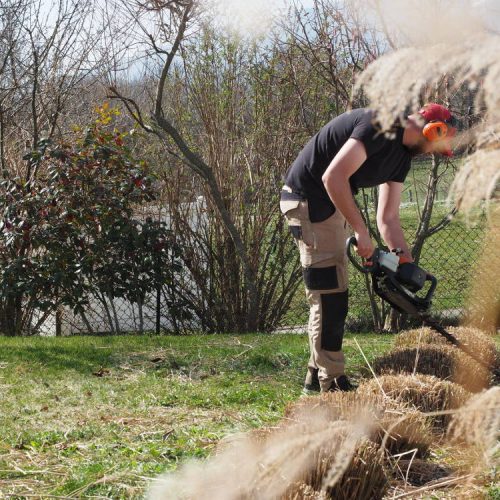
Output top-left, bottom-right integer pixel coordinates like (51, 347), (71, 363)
(0, 333), (394, 498)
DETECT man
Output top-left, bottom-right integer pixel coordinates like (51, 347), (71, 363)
(280, 103), (456, 393)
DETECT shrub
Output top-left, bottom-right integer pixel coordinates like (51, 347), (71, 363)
(0, 104), (178, 335)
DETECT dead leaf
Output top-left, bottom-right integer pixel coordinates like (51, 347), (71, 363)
(92, 367), (111, 377)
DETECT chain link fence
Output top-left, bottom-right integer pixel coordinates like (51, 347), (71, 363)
(47, 212), (495, 336)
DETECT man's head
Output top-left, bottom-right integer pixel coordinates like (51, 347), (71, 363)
(403, 103), (457, 157)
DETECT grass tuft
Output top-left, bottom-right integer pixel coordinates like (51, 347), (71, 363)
(395, 326), (498, 368)
(357, 373), (472, 428)
(372, 345), (491, 392)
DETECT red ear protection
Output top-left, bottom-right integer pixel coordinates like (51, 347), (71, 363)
(422, 121), (448, 142)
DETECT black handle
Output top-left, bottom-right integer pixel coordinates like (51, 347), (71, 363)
(346, 236), (371, 273)
(423, 273), (437, 304)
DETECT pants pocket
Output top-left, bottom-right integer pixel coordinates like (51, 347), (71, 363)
(281, 199), (314, 247)
(279, 199), (301, 216)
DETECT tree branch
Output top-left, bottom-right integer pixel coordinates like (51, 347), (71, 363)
(154, 1), (193, 117)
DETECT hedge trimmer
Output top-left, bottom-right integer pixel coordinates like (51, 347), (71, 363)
(346, 236), (490, 369)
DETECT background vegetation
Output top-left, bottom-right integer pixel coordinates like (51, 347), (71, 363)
(0, 0), (491, 336)
(0, 0), (498, 498)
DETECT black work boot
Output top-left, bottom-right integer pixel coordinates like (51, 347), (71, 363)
(302, 367), (320, 395)
(327, 375), (356, 392)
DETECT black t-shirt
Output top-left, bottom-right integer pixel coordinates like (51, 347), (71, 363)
(284, 108), (411, 222)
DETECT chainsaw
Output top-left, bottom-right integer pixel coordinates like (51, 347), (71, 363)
(345, 236), (490, 369)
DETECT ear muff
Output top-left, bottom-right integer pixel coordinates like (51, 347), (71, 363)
(422, 121), (448, 142)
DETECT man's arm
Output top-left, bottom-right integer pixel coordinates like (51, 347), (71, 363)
(321, 138), (374, 258)
(376, 182), (413, 262)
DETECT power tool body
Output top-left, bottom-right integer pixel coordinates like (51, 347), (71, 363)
(345, 237), (489, 362)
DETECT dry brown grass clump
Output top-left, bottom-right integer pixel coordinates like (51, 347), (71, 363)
(148, 412), (374, 499)
(447, 386), (500, 461)
(284, 390), (383, 422)
(376, 408), (432, 458)
(357, 374), (472, 428)
(372, 345), (490, 393)
(464, 207), (500, 333)
(282, 483), (328, 500)
(285, 391), (433, 458)
(282, 439), (388, 500)
(394, 326), (498, 367)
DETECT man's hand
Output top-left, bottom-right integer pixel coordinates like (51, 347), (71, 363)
(354, 229), (374, 259)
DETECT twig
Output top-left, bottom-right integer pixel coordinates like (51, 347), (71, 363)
(391, 474), (474, 498)
(412, 329), (423, 376)
(391, 448), (418, 485)
(353, 337), (387, 397)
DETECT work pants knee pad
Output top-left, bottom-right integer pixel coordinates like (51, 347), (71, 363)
(306, 288), (348, 351)
(303, 265), (348, 352)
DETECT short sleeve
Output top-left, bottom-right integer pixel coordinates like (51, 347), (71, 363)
(350, 111), (385, 157)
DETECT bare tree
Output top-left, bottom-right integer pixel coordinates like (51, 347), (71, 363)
(0, 0), (118, 181)
(282, 0), (386, 114)
(109, 1), (270, 331)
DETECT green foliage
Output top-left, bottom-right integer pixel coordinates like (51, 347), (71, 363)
(0, 104), (179, 335)
(488, 485), (500, 500)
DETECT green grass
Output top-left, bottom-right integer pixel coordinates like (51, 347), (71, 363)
(0, 332), (393, 498)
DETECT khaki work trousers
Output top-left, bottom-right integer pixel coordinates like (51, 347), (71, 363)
(280, 190), (349, 391)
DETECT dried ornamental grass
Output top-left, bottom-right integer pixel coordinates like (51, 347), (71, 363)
(450, 149), (500, 213)
(215, 425), (282, 455)
(394, 326), (498, 367)
(285, 391), (433, 458)
(447, 386), (500, 460)
(282, 483), (328, 500)
(394, 458), (452, 487)
(283, 439), (388, 500)
(284, 390), (386, 422)
(148, 414), (370, 499)
(350, 0), (500, 213)
(355, 33), (500, 129)
(376, 408), (432, 458)
(326, 439), (387, 500)
(463, 207), (500, 333)
(372, 346), (490, 393)
(357, 374), (472, 428)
